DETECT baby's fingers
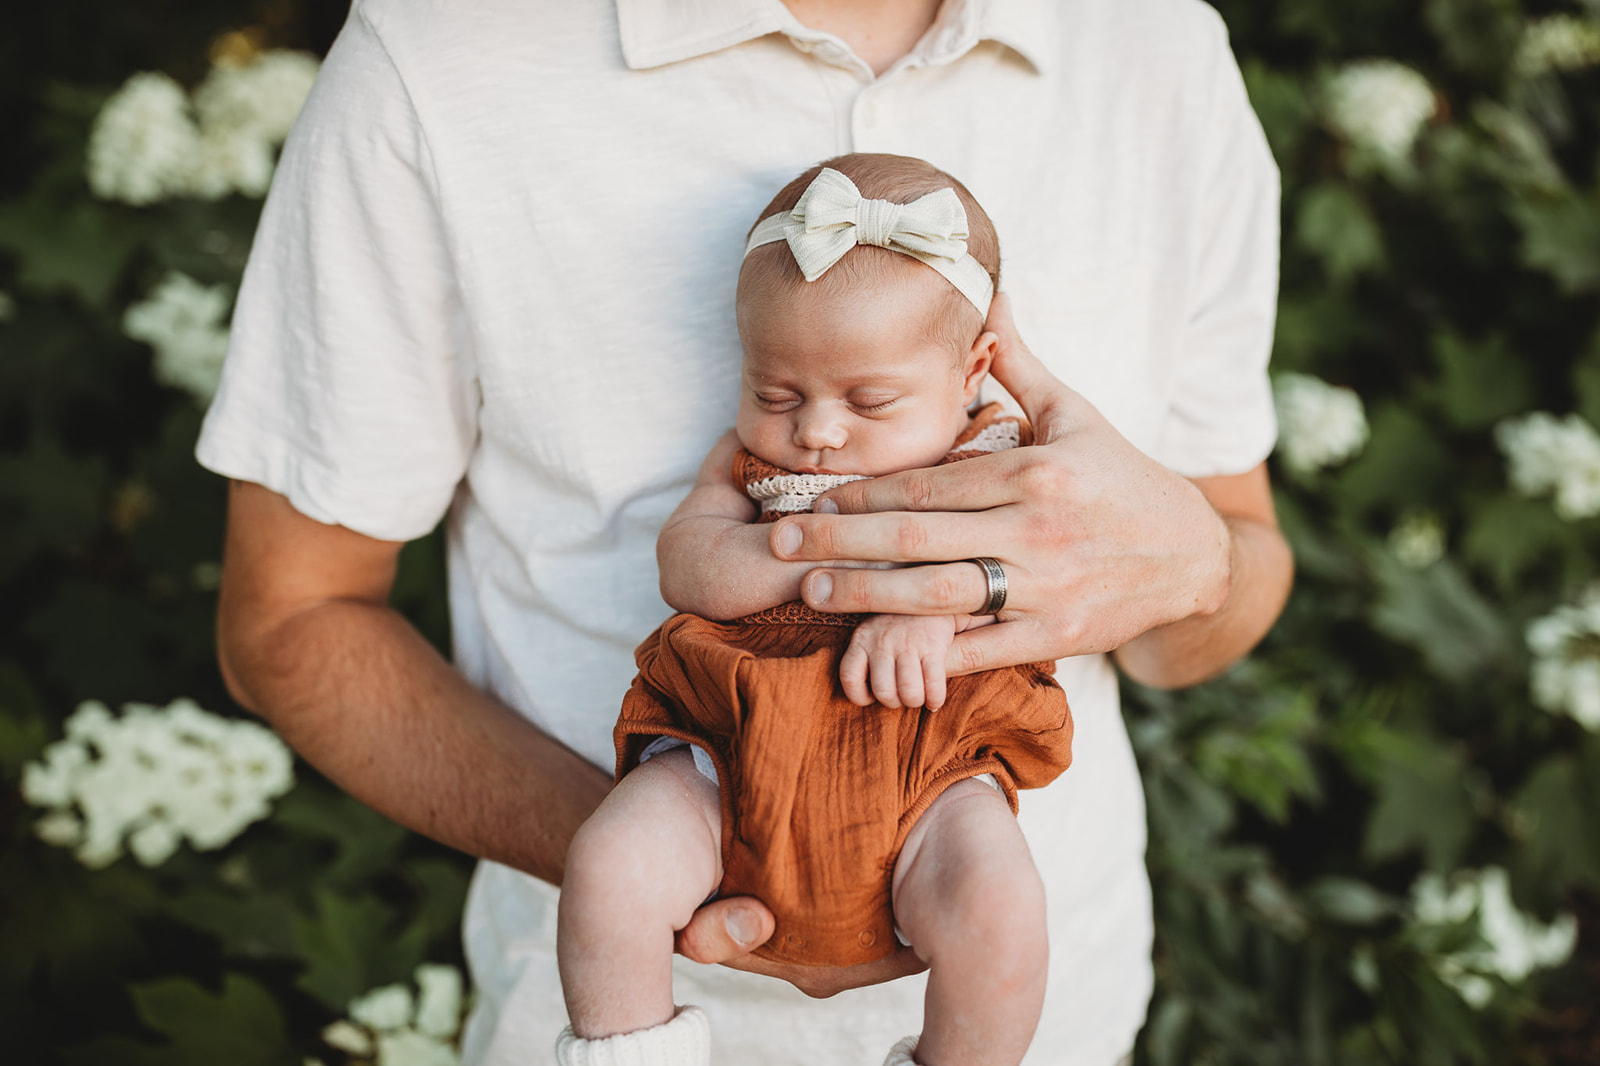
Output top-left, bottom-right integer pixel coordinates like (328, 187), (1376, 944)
(895, 653), (926, 710)
(870, 648), (904, 708)
(922, 655), (947, 712)
(840, 639), (873, 707)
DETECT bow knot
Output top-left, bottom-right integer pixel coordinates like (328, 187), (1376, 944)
(744, 167), (995, 317)
(852, 196), (904, 249)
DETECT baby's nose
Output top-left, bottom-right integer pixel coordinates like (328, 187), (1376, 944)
(793, 404), (848, 451)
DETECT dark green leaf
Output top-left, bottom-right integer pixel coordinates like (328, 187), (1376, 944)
(1368, 555), (1508, 682)
(1294, 183), (1386, 285)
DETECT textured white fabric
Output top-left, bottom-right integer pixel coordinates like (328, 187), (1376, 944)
(746, 470), (870, 516)
(745, 168), (995, 316)
(882, 1036), (919, 1066)
(556, 1007), (711, 1066)
(195, 1), (1280, 1064)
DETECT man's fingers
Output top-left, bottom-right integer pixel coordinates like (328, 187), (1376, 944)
(813, 451), (1025, 517)
(802, 560), (993, 616)
(775, 509), (1018, 567)
(944, 619), (1057, 678)
(717, 944), (928, 998)
(675, 897), (774, 965)
(983, 292), (1091, 441)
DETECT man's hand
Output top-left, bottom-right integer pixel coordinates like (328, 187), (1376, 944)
(675, 900), (926, 997)
(765, 293), (1292, 688)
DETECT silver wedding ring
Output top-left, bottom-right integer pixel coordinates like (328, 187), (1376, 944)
(969, 556), (1008, 615)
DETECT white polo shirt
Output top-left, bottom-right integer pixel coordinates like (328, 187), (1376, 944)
(197, 0), (1279, 1063)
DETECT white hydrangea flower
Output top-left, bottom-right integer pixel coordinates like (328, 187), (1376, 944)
(1526, 588), (1600, 729)
(86, 71), (202, 205)
(1390, 512), (1445, 568)
(1516, 14), (1600, 76)
(413, 965), (464, 1039)
(350, 985), (416, 1033)
(194, 49), (320, 148)
(1272, 372), (1370, 474)
(321, 1021), (375, 1057)
(1411, 866), (1577, 1009)
(328, 966), (468, 1066)
(1324, 59), (1437, 161)
(122, 271), (232, 404)
(377, 1031), (458, 1066)
(1494, 412), (1600, 520)
(19, 698), (294, 868)
(188, 125), (277, 200)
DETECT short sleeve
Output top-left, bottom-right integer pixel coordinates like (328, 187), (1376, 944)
(196, 3), (475, 541)
(1150, 10), (1280, 479)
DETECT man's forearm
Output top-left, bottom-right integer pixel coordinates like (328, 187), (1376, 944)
(1111, 514), (1293, 689)
(224, 596), (610, 885)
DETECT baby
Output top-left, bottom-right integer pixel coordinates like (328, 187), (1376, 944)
(555, 154), (1075, 1066)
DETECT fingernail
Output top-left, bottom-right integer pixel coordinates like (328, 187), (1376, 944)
(816, 497), (838, 515)
(726, 908), (760, 947)
(810, 573), (832, 604)
(775, 523), (801, 556)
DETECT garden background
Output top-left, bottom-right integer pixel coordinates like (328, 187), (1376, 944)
(3, 0), (1598, 1063)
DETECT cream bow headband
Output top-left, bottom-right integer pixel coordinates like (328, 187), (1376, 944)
(744, 168), (994, 318)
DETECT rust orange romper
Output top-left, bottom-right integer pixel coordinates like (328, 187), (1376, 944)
(614, 404), (1074, 967)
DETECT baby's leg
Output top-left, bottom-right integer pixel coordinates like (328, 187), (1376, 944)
(557, 747), (722, 1038)
(890, 779), (1049, 1066)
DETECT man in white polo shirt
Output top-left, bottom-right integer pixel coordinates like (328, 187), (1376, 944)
(200, 1), (1291, 1063)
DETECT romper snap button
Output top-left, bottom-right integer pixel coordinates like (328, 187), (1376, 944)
(858, 930), (876, 947)
(784, 932), (804, 948)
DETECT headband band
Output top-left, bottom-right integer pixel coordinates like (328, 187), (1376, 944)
(743, 168), (994, 318)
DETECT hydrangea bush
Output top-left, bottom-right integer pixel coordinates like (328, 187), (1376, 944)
(1, 1), (1597, 1064)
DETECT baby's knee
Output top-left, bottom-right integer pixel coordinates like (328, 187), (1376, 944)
(925, 854), (1049, 991)
(563, 791), (718, 931)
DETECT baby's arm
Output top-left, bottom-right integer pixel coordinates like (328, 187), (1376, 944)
(841, 613), (996, 710)
(659, 431), (883, 620)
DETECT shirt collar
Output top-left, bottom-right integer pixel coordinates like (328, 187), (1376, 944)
(616, 0), (1051, 74)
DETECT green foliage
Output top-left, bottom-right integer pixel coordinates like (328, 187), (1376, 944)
(1, 0), (1597, 1064)
(1132, 0), (1600, 1060)
(0, 4), (474, 1065)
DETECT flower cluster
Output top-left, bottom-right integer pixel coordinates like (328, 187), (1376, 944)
(1410, 866), (1577, 1008)
(1389, 511), (1445, 569)
(1272, 372), (1370, 475)
(21, 699), (294, 868)
(1494, 411), (1600, 520)
(1515, 14), (1600, 76)
(1525, 587), (1600, 729)
(86, 48), (318, 205)
(1323, 59), (1437, 161)
(122, 271), (232, 403)
(319, 965), (467, 1066)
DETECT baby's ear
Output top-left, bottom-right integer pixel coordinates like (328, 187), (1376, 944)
(962, 330), (999, 403)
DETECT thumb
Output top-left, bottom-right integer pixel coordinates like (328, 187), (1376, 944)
(675, 896), (775, 964)
(984, 293), (1086, 441)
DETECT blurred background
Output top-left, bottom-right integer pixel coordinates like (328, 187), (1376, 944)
(2, 1), (1597, 1063)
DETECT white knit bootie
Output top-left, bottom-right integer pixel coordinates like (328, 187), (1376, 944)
(555, 1006), (711, 1066)
(883, 1035), (920, 1066)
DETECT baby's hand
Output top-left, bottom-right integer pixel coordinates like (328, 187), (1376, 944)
(840, 614), (962, 710)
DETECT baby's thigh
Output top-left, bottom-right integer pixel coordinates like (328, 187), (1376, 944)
(565, 748), (723, 925)
(890, 779), (1045, 957)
